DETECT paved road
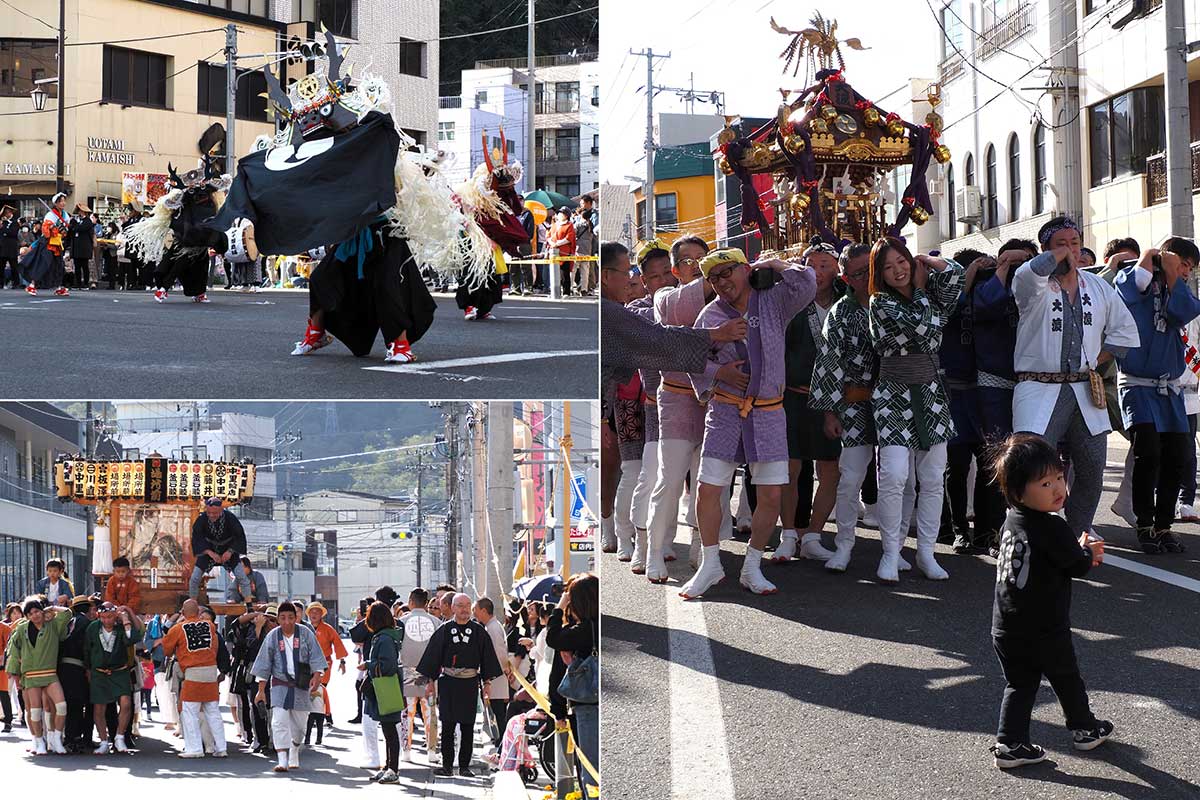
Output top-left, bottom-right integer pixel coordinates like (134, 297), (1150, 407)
(0, 637), (496, 799)
(601, 434), (1200, 800)
(0, 288), (597, 399)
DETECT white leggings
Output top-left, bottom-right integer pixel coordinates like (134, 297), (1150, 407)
(878, 443), (948, 550)
(630, 440), (659, 530)
(647, 439), (730, 552)
(835, 445), (873, 546)
(614, 459), (642, 545)
(180, 700), (225, 755)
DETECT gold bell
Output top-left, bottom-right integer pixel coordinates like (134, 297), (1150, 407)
(783, 135), (806, 155)
(933, 144), (951, 164)
(821, 105), (839, 121)
(810, 118), (829, 134)
(789, 193), (810, 214)
(910, 206), (931, 225)
(863, 107), (881, 127)
(718, 156), (734, 175)
(886, 119), (905, 137)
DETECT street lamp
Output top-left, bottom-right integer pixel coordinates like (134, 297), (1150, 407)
(30, 85), (47, 111)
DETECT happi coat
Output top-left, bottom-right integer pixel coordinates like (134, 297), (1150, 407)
(868, 260), (965, 450)
(654, 278), (718, 445)
(1114, 264), (1200, 432)
(690, 266), (817, 465)
(1012, 252), (1140, 436)
(250, 624), (328, 711)
(809, 293), (877, 448)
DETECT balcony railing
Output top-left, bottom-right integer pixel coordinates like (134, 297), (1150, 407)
(112, 415), (225, 434)
(438, 96), (462, 109)
(0, 474), (87, 519)
(1145, 143), (1200, 205)
(474, 52), (597, 70)
(978, 2), (1036, 60)
(539, 143), (580, 160)
(939, 52), (965, 83)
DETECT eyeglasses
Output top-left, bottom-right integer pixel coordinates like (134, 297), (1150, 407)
(845, 268), (869, 282)
(677, 257), (699, 267)
(707, 264), (737, 283)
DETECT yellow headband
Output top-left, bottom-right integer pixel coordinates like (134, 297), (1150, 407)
(634, 238), (670, 265)
(699, 247), (748, 278)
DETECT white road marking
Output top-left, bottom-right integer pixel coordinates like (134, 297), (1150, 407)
(665, 588), (736, 800)
(1104, 554), (1200, 594)
(362, 349), (596, 374)
(501, 315), (592, 320)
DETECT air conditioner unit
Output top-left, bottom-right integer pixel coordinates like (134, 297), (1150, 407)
(956, 185), (983, 224)
(927, 178), (943, 195)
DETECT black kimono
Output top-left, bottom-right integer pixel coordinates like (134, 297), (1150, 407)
(416, 618), (502, 771)
(156, 194), (225, 297)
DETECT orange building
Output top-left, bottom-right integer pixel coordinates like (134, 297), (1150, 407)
(633, 142), (716, 248)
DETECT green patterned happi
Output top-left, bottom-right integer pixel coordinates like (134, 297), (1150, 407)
(810, 294), (877, 448)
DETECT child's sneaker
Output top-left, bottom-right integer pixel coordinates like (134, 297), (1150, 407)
(991, 741), (1046, 768)
(1071, 720), (1114, 751)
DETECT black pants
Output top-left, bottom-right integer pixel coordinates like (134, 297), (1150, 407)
(488, 699), (508, 747)
(1182, 414), (1198, 506)
(75, 257), (90, 287)
(352, 677), (365, 720)
(861, 452), (878, 505)
(437, 676), (478, 770)
(947, 441), (1006, 543)
(0, 253), (18, 287)
(993, 633), (1096, 745)
(141, 689), (153, 715)
(793, 460), (814, 529)
(59, 663), (91, 746)
(0, 688), (12, 724)
(381, 718), (400, 770)
(1130, 422), (1191, 530)
(241, 686), (270, 747)
(305, 712), (325, 744)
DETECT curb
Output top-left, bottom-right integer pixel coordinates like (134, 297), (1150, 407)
(490, 771), (536, 800)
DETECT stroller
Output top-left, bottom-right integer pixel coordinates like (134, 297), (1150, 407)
(497, 708), (556, 785)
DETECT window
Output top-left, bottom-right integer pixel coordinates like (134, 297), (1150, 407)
(0, 39), (58, 98)
(1008, 134), (1021, 221)
(296, 0), (353, 38)
(437, 121), (455, 142)
(592, 133), (599, 156)
(940, 0), (966, 60)
(367, 556), (377, 568)
(535, 83), (551, 114)
(1033, 123), (1046, 214)
(197, 62), (268, 122)
(397, 38), (425, 78)
(591, 85), (599, 107)
(556, 127), (580, 159)
(474, 90), (487, 107)
(122, 448), (141, 460)
(336, 510), (358, 522)
(556, 176), (580, 197)
(947, 164), (956, 234)
(1089, 86), (1165, 187)
(103, 46), (168, 109)
(981, 0), (1018, 29)
(555, 82), (580, 113)
(984, 144), (997, 228)
(655, 193), (678, 229)
(180, 446), (208, 460)
(964, 152), (975, 231)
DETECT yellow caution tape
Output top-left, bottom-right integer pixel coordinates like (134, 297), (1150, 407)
(511, 667), (600, 791)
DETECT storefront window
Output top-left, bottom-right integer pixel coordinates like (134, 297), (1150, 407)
(103, 46), (169, 110)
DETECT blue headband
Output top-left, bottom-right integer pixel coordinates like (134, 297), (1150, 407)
(1038, 218), (1081, 246)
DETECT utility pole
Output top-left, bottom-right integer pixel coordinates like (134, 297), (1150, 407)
(191, 402), (200, 459)
(85, 401), (95, 591)
(415, 449), (423, 588)
(526, 0), (537, 194)
(225, 24), (238, 176)
(629, 48), (670, 238)
(55, 0), (66, 196)
(471, 404), (489, 598)
(487, 403), (514, 609)
(1164, 1), (1193, 240)
(560, 401), (573, 580)
(284, 466), (293, 599)
(445, 407), (460, 586)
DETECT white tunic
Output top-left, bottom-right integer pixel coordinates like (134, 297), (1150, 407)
(1012, 253), (1140, 436)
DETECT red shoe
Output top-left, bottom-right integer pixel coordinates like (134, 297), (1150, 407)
(385, 337), (416, 363)
(193, 293), (210, 303)
(24, 284), (36, 296)
(54, 287), (69, 297)
(154, 289), (167, 303)
(290, 319), (332, 356)
(463, 306), (478, 320)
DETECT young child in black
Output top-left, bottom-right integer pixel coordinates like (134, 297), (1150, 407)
(989, 433), (1112, 768)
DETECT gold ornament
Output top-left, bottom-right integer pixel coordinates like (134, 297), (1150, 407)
(718, 156), (734, 175)
(789, 193), (810, 215)
(933, 144), (951, 164)
(863, 107), (881, 126)
(910, 206), (931, 224)
(784, 135), (806, 155)
(811, 118), (829, 133)
(886, 119), (905, 136)
(821, 104), (839, 121)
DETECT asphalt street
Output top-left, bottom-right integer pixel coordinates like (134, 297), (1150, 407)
(601, 434), (1200, 800)
(0, 637), (497, 799)
(0, 288), (597, 399)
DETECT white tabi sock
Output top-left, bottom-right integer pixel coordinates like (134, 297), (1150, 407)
(700, 544), (720, 569)
(781, 528), (797, 541)
(800, 532), (822, 545)
(744, 546), (764, 571)
(277, 750), (289, 769)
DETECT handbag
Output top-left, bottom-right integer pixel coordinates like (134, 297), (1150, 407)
(371, 672), (405, 716)
(556, 621), (598, 705)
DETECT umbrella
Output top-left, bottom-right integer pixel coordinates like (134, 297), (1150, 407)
(523, 189), (577, 212)
(512, 574), (563, 604)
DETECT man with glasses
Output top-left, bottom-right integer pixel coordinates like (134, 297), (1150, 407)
(681, 248), (816, 597)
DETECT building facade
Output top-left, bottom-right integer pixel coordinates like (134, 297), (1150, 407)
(633, 142), (716, 246)
(932, 0), (1082, 256)
(0, 403), (87, 603)
(458, 53), (599, 199)
(436, 84), (529, 189)
(1078, 0), (1200, 248)
(1, 0), (438, 219)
